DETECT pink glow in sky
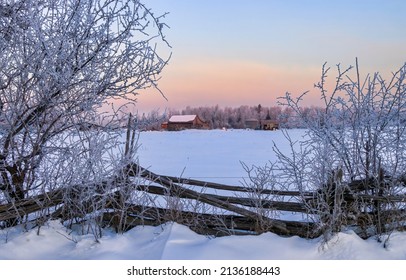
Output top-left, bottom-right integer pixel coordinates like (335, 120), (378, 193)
(135, 0), (406, 113)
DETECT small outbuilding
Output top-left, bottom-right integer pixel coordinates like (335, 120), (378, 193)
(161, 122), (168, 130)
(167, 115), (209, 131)
(261, 120), (279, 130)
(244, 119), (279, 130)
(245, 119), (259, 130)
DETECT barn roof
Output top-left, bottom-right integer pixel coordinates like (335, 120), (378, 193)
(169, 115), (197, 123)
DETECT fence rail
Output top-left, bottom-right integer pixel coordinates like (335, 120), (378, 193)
(1, 163), (406, 239)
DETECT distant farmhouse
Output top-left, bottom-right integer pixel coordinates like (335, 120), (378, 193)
(162, 115), (210, 131)
(244, 119), (279, 130)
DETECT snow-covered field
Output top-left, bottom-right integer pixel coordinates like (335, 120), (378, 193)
(1, 129), (406, 260)
(136, 129), (306, 185)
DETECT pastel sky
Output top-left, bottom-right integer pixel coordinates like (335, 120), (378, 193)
(135, 0), (406, 113)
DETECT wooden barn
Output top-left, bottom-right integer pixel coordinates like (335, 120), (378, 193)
(166, 115), (209, 131)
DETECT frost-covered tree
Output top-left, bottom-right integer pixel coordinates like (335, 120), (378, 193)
(0, 0), (169, 224)
(275, 59), (406, 240)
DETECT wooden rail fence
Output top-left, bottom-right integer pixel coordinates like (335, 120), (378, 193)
(1, 163), (406, 239)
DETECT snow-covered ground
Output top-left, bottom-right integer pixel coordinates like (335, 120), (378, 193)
(1, 129), (406, 260)
(1, 220), (406, 260)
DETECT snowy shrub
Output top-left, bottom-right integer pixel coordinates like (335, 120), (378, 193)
(0, 0), (169, 234)
(273, 59), (406, 241)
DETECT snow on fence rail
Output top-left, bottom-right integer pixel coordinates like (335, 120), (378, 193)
(1, 162), (406, 239)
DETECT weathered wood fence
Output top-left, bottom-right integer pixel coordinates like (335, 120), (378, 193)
(1, 163), (406, 239)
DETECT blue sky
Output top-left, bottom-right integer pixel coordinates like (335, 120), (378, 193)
(136, 0), (406, 113)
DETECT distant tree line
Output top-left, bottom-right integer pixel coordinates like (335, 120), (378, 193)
(136, 104), (325, 130)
